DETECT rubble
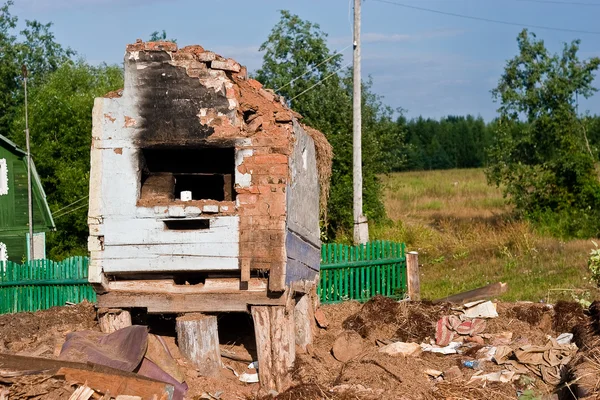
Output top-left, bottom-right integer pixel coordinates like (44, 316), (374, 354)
(2, 297), (600, 399)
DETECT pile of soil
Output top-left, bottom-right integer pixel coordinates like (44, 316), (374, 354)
(0, 301), (98, 356)
(0, 297), (595, 399)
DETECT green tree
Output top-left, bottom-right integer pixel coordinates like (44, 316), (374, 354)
(149, 30), (176, 43)
(256, 10), (406, 237)
(11, 61), (123, 258)
(486, 29), (600, 238)
(0, 1), (73, 137)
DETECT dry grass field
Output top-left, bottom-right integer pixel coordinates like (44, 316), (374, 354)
(371, 169), (600, 302)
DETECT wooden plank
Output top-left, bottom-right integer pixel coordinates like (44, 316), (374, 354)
(251, 306), (274, 390)
(107, 278), (267, 294)
(251, 305), (295, 392)
(240, 259), (250, 288)
(294, 294), (314, 352)
(97, 291), (287, 313)
(176, 314), (221, 377)
(102, 217), (239, 246)
(407, 251), (420, 301)
(102, 255), (239, 273)
(433, 282), (508, 304)
(285, 231), (320, 269)
(268, 260), (286, 293)
(103, 243), (238, 259)
(57, 367), (173, 400)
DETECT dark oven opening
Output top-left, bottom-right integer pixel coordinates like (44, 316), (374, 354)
(140, 147), (235, 202)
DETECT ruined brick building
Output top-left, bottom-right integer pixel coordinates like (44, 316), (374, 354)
(87, 40), (332, 390)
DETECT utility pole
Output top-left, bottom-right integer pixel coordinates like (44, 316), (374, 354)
(353, 0), (368, 244)
(22, 65), (34, 261)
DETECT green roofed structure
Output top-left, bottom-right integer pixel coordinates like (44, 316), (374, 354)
(0, 134), (55, 262)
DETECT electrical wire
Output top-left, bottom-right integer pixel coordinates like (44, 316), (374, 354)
(51, 195), (89, 215)
(516, 0), (600, 6)
(371, 0), (600, 35)
(53, 203), (88, 219)
(275, 44), (352, 93)
(288, 62), (353, 102)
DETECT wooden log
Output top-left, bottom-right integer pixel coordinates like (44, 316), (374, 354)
(294, 294), (314, 352)
(175, 314), (221, 377)
(97, 290), (286, 313)
(251, 305), (295, 392)
(98, 308), (132, 333)
(433, 282), (508, 304)
(407, 251), (421, 301)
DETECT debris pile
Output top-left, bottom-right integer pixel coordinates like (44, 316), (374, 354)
(2, 297), (600, 399)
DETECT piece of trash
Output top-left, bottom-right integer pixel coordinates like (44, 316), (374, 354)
(378, 342), (422, 357)
(463, 360), (485, 370)
(239, 372), (259, 383)
(421, 341), (462, 354)
(469, 370), (518, 384)
(436, 315), (486, 346)
(424, 369), (443, 378)
(225, 365), (239, 377)
(476, 346), (497, 361)
(482, 331), (513, 346)
(248, 361), (258, 369)
(463, 300), (498, 318)
(556, 333), (573, 345)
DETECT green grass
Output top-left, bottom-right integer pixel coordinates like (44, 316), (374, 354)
(372, 168), (599, 303)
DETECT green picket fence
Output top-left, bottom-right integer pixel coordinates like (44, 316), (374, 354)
(318, 241), (407, 304)
(0, 256), (96, 314)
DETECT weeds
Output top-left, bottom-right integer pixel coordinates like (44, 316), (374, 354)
(372, 169), (600, 302)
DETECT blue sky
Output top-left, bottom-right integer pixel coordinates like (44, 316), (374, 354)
(12, 0), (600, 120)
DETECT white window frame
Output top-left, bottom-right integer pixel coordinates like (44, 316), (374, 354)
(0, 242), (6, 262)
(0, 158), (7, 196)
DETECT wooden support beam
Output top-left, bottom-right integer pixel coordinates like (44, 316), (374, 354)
(97, 291), (286, 313)
(97, 308), (132, 334)
(251, 305), (295, 392)
(294, 294), (314, 352)
(240, 259), (251, 290)
(407, 251), (420, 301)
(176, 314), (221, 377)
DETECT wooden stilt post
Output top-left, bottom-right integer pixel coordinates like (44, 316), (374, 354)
(97, 308), (132, 333)
(176, 313), (221, 377)
(251, 305), (295, 392)
(294, 294), (315, 352)
(407, 251), (421, 301)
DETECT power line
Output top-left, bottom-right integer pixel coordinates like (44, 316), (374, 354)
(52, 195), (89, 215)
(53, 203), (88, 219)
(289, 62), (352, 102)
(275, 44), (352, 93)
(372, 0), (600, 35)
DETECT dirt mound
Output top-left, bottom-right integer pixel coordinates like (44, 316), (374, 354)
(552, 301), (586, 333)
(342, 296), (450, 342)
(0, 299), (590, 399)
(0, 301), (98, 355)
